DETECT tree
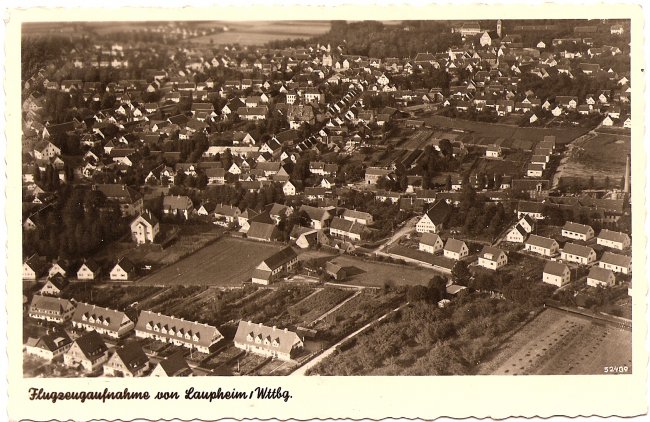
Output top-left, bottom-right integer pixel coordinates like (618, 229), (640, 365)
(438, 139), (453, 157)
(427, 276), (447, 303)
(407, 285), (430, 303)
(452, 261), (471, 286)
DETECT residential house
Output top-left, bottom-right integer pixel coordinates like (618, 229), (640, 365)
(419, 233), (444, 254)
(28, 295), (75, 323)
(103, 342), (150, 377)
(543, 261), (571, 287)
(48, 260), (73, 279)
(342, 209), (374, 225)
(77, 259), (101, 281)
(477, 246), (508, 270)
(251, 247), (299, 285)
(505, 224), (528, 243)
(587, 267), (616, 288)
(486, 144), (502, 158)
(415, 201), (452, 233)
(526, 163), (545, 178)
(135, 311), (224, 354)
(234, 321), (304, 361)
(72, 303), (135, 338)
(63, 331), (110, 373)
(364, 167), (392, 184)
(130, 210), (160, 245)
(443, 238), (469, 261)
(95, 184), (144, 216)
(562, 221), (595, 241)
(599, 252), (631, 275)
(25, 329), (73, 361)
(39, 277), (69, 297)
(109, 258), (137, 281)
(247, 222), (280, 242)
(560, 243), (597, 265)
(597, 229), (631, 250)
(283, 181), (297, 196)
(329, 217), (364, 242)
(299, 205), (331, 230)
(524, 234), (559, 256)
(213, 204), (241, 226)
(23, 254), (48, 280)
(150, 352), (193, 377)
(517, 201), (545, 220)
(163, 195), (194, 220)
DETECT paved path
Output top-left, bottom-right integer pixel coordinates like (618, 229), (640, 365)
(374, 217), (418, 253)
(290, 303), (408, 376)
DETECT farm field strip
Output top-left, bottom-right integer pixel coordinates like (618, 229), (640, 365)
(137, 237), (283, 286)
(480, 308), (632, 375)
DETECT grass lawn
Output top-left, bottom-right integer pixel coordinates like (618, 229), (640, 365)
(424, 115), (588, 144)
(136, 237), (284, 286)
(190, 21), (330, 46)
(329, 255), (434, 287)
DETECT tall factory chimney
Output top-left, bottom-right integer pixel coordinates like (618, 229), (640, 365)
(624, 154), (631, 193)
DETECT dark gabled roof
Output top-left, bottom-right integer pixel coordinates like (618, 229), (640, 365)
(26, 329), (72, 352)
(114, 257), (136, 273)
(588, 267), (614, 282)
(526, 234), (557, 249)
(261, 247), (297, 270)
(330, 217), (364, 235)
(74, 330), (109, 359)
(598, 229), (630, 244)
(423, 200), (452, 224)
(114, 342), (149, 371)
(247, 222), (278, 241)
(420, 233), (442, 247)
(511, 224), (527, 238)
(234, 321), (302, 356)
(163, 195), (193, 211)
(543, 261), (569, 277)
(299, 205), (329, 221)
(562, 242), (594, 258)
(157, 352), (192, 376)
(562, 221), (593, 235)
(95, 184), (142, 203)
(600, 251), (631, 268)
(444, 238), (467, 254)
(479, 246), (505, 261)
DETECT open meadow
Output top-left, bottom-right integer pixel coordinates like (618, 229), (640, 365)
(189, 21), (331, 46)
(479, 308), (632, 375)
(424, 115), (588, 145)
(330, 255), (434, 287)
(561, 129), (631, 182)
(136, 237), (283, 286)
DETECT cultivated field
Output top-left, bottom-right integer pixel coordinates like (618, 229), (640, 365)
(137, 237), (283, 286)
(561, 129), (631, 182)
(424, 115), (588, 145)
(329, 255), (434, 287)
(479, 308), (632, 375)
(189, 21), (330, 46)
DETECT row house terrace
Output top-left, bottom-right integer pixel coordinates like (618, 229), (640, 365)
(135, 311), (224, 354)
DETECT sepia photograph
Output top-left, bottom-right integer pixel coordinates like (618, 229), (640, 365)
(5, 2), (647, 420)
(19, 16), (635, 378)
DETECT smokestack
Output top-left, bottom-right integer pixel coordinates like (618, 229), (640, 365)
(624, 154), (631, 193)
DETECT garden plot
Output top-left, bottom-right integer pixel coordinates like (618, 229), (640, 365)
(480, 308), (632, 375)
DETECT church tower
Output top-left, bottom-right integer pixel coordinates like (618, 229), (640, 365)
(497, 19), (502, 38)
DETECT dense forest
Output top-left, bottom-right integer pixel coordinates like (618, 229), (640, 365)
(23, 185), (127, 260)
